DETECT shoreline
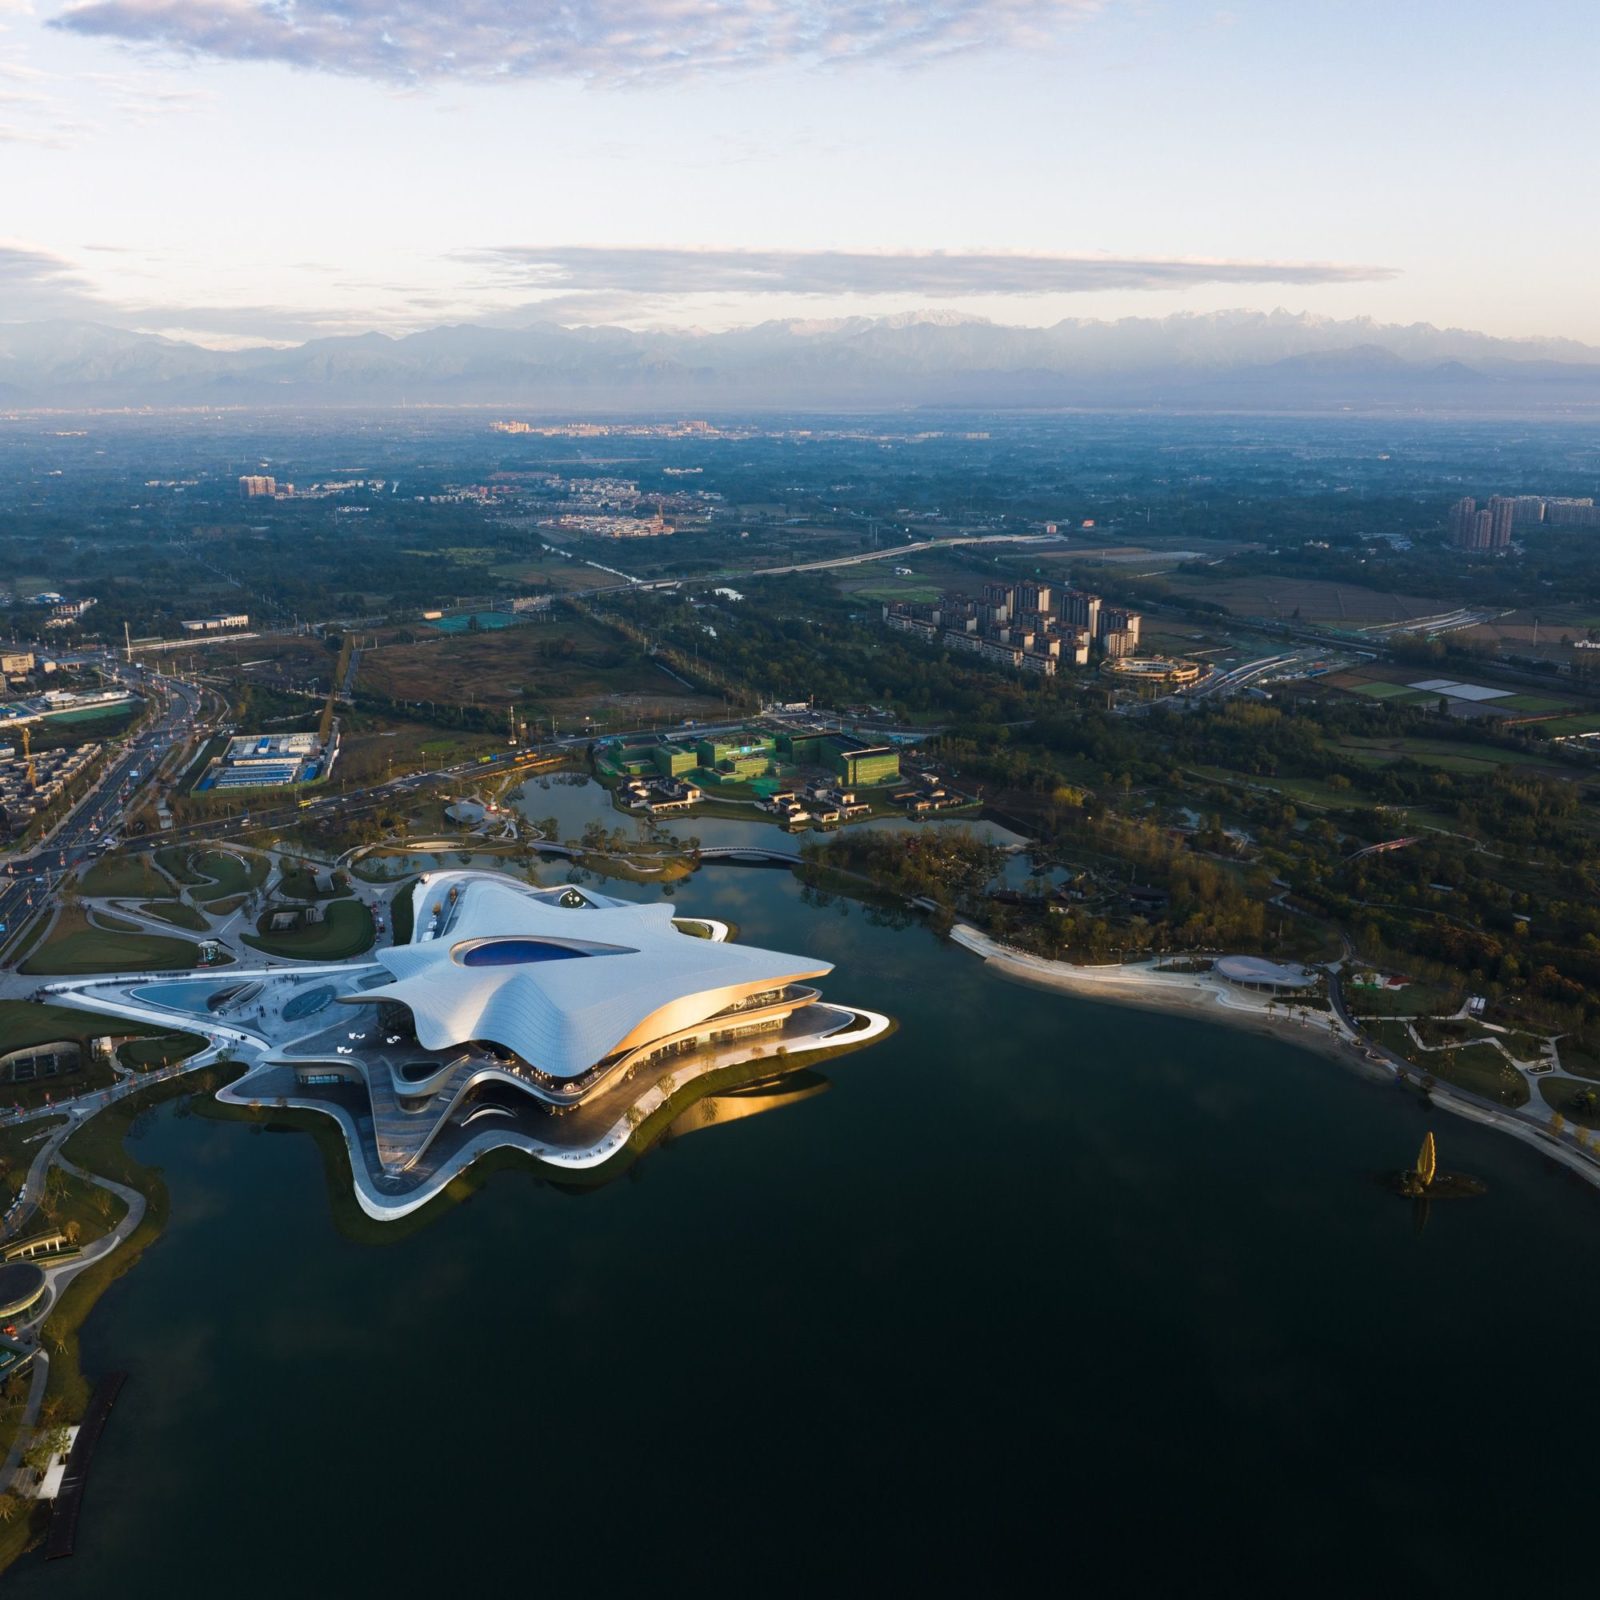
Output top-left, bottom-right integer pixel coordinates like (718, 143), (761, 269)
(948, 923), (1600, 1193)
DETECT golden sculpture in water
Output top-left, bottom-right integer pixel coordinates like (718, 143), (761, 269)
(1416, 1132), (1437, 1188)
(1393, 1129), (1484, 1205)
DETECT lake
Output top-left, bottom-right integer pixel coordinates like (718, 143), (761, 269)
(11, 784), (1595, 1594)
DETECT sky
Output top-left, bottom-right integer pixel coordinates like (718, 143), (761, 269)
(2, 0), (1598, 348)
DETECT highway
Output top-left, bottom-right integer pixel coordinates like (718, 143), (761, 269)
(0, 654), (206, 958)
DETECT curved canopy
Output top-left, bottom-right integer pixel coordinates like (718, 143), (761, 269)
(361, 873), (830, 1079)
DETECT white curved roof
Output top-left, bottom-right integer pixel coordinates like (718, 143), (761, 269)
(363, 872), (830, 1079)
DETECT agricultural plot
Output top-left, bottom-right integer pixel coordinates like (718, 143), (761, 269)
(1336, 736), (1570, 777)
(1161, 572), (1441, 626)
(359, 614), (714, 725)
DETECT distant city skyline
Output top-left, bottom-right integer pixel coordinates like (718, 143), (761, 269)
(2, 0), (1597, 347)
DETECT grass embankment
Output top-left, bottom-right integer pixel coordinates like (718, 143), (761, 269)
(78, 853), (175, 900)
(0, 1004), (132, 1113)
(135, 899), (209, 932)
(0, 1115), (67, 1211)
(243, 899), (375, 960)
(1345, 981), (1462, 1019)
(388, 878), (417, 945)
(1427, 1042), (1530, 1108)
(40, 1067), (235, 1420)
(19, 907), (203, 976)
(0, 1055), (116, 1116)
(1356, 1016), (1530, 1107)
(274, 863), (351, 902)
(571, 851), (696, 886)
(117, 1034), (206, 1071)
(1539, 1079), (1600, 1129)
(190, 849), (267, 903)
(0, 1002), (138, 1054)
(154, 846), (208, 885)
(0, 909), (53, 971)
(0, 1065), (193, 1571)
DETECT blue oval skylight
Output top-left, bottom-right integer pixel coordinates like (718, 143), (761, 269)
(458, 939), (630, 967)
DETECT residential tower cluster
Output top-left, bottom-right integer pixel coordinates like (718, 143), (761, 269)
(882, 580), (1142, 675)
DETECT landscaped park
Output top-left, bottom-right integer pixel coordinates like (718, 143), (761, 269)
(13, 844), (376, 980)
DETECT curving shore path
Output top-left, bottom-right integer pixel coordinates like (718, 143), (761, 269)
(950, 922), (1600, 1192)
(0, 1151), (148, 1497)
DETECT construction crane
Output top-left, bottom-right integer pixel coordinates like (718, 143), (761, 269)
(20, 725), (35, 789)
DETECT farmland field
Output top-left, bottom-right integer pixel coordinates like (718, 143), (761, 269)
(1160, 571), (1442, 625)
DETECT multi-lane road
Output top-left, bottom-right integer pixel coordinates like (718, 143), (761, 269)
(0, 656), (206, 955)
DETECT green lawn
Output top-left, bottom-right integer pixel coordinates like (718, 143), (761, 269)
(1425, 1042), (1528, 1107)
(1208, 767), (1380, 810)
(191, 849), (267, 902)
(1346, 980), (1460, 1018)
(0, 1002), (131, 1052)
(78, 852), (173, 899)
(275, 863), (352, 902)
(1494, 694), (1570, 713)
(89, 910), (142, 933)
(1539, 1079), (1600, 1129)
(1541, 713), (1600, 737)
(388, 879), (417, 945)
(1412, 1016), (1487, 1049)
(20, 909), (206, 976)
(0, 1050), (116, 1114)
(847, 580), (943, 604)
(118, 1033), (207, 1071)
(243, 899), (375, 960)
(1348, 680), (1419, 699)
(1340, 735), (1567, 774)
(1556, 1040), (1600, 1082)
(154, 845), (208, 885)
(0, 1115), (67, 1209)
(1497, 1031), (1550, 1062)
(136, 899), (210, 931)
(1363, 1019), (1417, 1058)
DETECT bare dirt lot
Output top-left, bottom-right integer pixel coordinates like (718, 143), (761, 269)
(358, 613), (713, 729)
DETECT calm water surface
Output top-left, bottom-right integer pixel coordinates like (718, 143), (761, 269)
(12, 796), (1597, 1594)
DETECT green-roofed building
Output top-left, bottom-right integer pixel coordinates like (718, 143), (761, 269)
(652, 743), (699, 778)
(778, 732), (826, 765)
(825, 734), (901, 787)
(696, 731), (778, 780)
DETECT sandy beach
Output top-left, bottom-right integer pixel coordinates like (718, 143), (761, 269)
(948, 923), (1375, 1074)
(949, 923), (1600, 1190)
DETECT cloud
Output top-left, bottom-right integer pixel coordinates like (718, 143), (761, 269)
(50, 0), (1107, 87)
(461, 245), (1399, 298)
(0, 241), (107, 316)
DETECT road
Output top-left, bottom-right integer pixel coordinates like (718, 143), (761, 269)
(0, 655), (205, 957)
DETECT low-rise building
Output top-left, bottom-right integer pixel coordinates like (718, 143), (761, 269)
(180, 612), (250, 633)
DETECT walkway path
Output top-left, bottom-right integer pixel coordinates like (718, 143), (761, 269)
(0, 1131), (149, 1498)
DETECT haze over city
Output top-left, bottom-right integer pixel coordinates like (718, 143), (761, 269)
(3, 0), (1598, 347)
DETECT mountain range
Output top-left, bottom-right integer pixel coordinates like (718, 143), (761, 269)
(3, 309), (1600, 412)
